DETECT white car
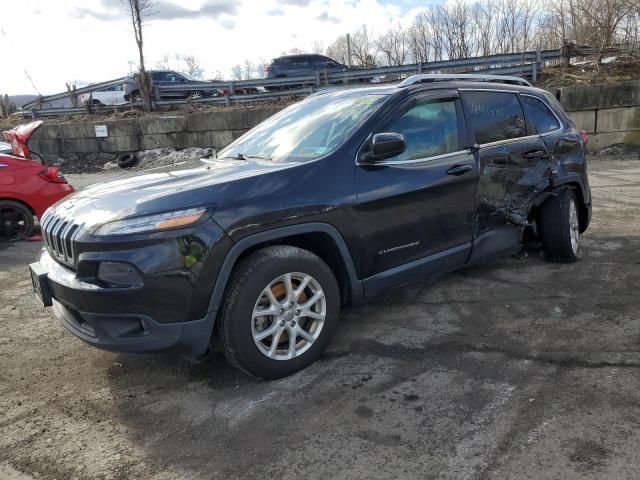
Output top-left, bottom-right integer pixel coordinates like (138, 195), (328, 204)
(79, 85), (126, 106)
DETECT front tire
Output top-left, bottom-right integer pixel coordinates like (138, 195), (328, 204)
(218, 246), (340, 379)
(539, 189), (582, 262)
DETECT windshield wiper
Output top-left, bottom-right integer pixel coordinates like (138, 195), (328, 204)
(219, 153), (271, 161)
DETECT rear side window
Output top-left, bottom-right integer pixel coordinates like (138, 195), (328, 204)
(380, 99), (460, 161)
(521, 95), (561, 133)
(462, 91), (526, 144)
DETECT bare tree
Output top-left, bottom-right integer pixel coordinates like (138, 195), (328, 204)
(181, 55), (204, 78)
(540, 0), (639, 58)
(65, 81), (78, 108)
(407, 12), (433, 63)
(326, 35), (349, 64)
(350, 25), (378, 67)
(156, 54), (171, 70)
(124, 0), (155, 111)
(243, 59), (259, 79)
(377, 24), (409, 66)
(230, 64), (243, 80)
(312, 41), (325, 54)
(155, 54), (205, 78)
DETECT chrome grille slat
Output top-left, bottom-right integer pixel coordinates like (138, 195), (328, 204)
(41, 211), (81, 269)
(60, 222), (74, 260)
(48, 218), (62, 256)
(42, 214), (55, 250)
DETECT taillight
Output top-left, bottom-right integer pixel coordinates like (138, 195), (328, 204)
(581, 129), (588, 145)
(38, 166), (68, 184)
(264, 66), (273, 72)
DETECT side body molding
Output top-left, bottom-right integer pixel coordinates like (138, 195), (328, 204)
(207, 222), (364, 315)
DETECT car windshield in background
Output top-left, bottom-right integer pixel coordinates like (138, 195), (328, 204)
(181, 72), (200, 81)
(218, 93), (388, 163)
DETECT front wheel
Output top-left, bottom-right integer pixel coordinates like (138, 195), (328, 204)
(539, 189), (582, 262)
(218, 246), (340, 379)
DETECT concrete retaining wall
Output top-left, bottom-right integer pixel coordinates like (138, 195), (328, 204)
(560, 81), (640, 152)
(29, 105), (284, 167)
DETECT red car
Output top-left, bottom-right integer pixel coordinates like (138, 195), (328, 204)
(1, 121), (74, 241)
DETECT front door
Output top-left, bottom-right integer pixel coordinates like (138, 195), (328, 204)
(354, 92), (478, 291)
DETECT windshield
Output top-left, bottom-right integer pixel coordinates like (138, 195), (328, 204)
(218, 93), (387, 163)
(180, 72), (200, 81)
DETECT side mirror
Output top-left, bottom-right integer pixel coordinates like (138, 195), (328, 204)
(367, 132), (406, 162)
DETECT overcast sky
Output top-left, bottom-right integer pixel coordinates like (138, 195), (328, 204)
(1, 0), (435, 96)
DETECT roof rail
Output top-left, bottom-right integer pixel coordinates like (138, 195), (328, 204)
(398, 73), (532, 88)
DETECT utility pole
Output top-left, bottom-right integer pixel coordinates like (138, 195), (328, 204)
(346, 33), (352, 67)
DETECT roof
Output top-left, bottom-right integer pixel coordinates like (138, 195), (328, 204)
(308, 74), (539, 100)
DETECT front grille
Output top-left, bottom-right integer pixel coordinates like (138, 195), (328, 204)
(41, 211), (82, 268)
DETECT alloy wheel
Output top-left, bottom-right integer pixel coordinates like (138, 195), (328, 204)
(0, 206), (30, 241)
(251, 272), (326, 360)
(569, 198), (580, 254)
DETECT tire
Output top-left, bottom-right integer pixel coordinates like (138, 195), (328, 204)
(187, 90), (203, 100)
(91, 99), (103, 106)
(218, 245), (340, 379)
(0, 200), (34, 242)
(539, 189), (582, 262)
(117, 152), (138, 169)
(130, 91), (142, 103)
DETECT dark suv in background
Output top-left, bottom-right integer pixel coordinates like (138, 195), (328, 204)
(265, 54), (348, 80)
(123, 70), (221, 102)
(30, 74), (591, 379)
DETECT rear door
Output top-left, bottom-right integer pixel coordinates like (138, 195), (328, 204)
(460, 89), (552, 260)
(290, 57), (313, 77)
(521, 93), (589, 208)
(355, 91), (477, 283)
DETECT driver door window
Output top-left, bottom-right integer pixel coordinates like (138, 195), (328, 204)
(381, 99), (461, 162)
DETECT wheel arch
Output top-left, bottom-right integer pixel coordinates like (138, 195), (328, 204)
(208, 223), (363, 314)
(529, 180), (589, 233)
(0, 196), (36, 215)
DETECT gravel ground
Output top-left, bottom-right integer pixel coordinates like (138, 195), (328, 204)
(1, 156), (640, 480)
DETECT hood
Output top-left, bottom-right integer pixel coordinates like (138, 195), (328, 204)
(48, 158), (295, 231)
(3, 121), (42, 159)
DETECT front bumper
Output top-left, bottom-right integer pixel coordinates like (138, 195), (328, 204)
(35, 249), (216, 358)
(33, 218), (231, 358)
(52, 298), (214, 358)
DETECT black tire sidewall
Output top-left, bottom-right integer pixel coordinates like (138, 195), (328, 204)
(222, 250), (340, 379)
(0, 200), (34, 242)
(540, 189), (580, 262)
(117, 153), (137, 168)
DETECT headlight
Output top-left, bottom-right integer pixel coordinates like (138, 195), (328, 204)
(93, 207), (208, 236)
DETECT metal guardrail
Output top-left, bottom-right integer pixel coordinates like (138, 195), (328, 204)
(28, 89), (315, 117)
(26, 48), (560, 117)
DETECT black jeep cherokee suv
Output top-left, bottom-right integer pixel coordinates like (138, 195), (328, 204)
(30, 74), (591, 379)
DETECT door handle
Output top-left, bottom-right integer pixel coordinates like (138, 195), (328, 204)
(522, 150), (549, 160)
(446, 164), (473, 176)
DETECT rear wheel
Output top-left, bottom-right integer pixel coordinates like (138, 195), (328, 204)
(187, 90), (203, 100)
(130, 91), (142, 103)
(218, 245), (340, 379)
(539, 189), (582, 262)
(0, 200), (34, 242)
